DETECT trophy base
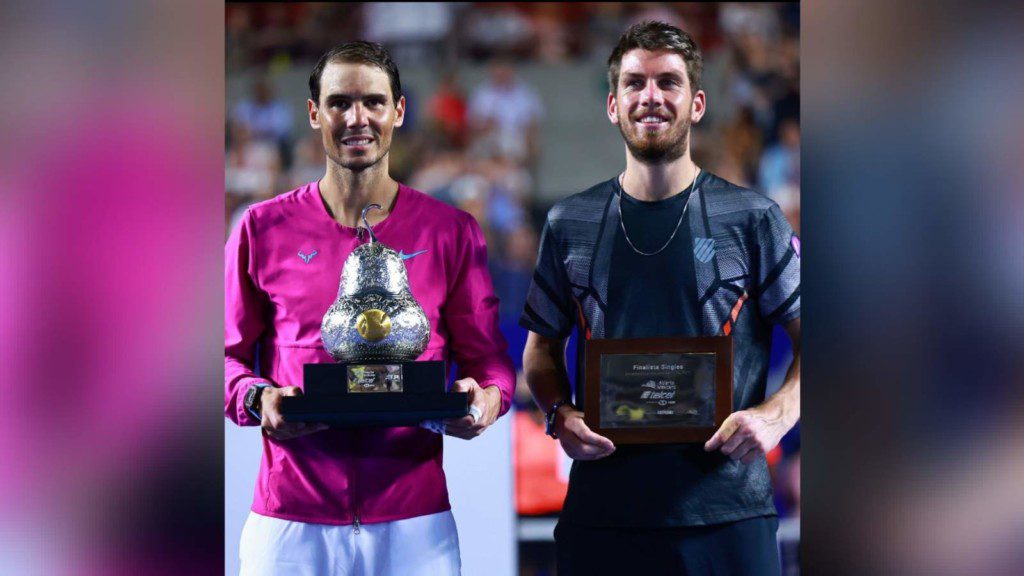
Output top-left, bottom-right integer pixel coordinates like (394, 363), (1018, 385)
(280, 361), (469, 427)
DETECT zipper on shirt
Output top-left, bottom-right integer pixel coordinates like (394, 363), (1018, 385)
(351, 427), (362, 535)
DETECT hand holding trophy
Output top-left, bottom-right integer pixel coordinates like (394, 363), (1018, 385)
(281, 204), (469, 426)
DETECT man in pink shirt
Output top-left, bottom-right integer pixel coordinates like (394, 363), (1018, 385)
(225, 41), (516, 576)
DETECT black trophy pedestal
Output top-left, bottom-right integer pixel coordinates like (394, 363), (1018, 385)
(280, 361), (468, 427)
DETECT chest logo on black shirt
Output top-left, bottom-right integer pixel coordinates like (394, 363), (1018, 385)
(694, 237), (715, 263)
(298, 249), (319, 264)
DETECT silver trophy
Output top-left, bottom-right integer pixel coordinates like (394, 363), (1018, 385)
(281, 204), (468, 425)
(321, 204), (430, 364)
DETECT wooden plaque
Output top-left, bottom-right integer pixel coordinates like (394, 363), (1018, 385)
(583, 337), (732, 444)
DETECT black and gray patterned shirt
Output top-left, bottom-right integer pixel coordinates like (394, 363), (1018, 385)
(520, 171), (800, 527)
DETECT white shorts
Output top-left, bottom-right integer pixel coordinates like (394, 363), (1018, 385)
(239, 510), (461, 576)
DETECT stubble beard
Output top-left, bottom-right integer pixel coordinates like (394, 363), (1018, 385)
(328, 133), (392, 173)
(619, 112), (691, 165)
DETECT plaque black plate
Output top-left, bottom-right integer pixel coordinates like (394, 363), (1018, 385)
(584, 337), (732, 444)
(280, 361), (469, 426)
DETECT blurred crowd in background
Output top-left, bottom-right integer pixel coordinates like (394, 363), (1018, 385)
(227, 3), (800, 573)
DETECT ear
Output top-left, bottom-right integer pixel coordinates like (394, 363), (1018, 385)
(691, 90), (707, 125)
(607, 92), (619, 125)
(393, 95), (406, 128)
(308, 99), (321, 129)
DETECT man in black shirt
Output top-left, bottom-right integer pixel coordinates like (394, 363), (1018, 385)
(521, 21), (801, 575)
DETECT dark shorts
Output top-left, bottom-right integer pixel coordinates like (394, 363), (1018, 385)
(555, 516), (780, 576)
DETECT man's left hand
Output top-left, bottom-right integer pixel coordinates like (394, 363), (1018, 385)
(704, 404), (791, 464)
(443, 378), (501, 440)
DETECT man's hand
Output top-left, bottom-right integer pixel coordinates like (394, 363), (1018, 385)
(261, 386), (329, 441)
(706, 318), (800, 464)
(704, 404), (791, 464)
(443, 378), (502, 440)
(556, 406), (616, 461)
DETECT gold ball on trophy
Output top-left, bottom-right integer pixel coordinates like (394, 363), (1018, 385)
(356, 309), (392, 342)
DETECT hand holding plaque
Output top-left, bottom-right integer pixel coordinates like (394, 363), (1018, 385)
(280, 204), (469, 426)
(442, 378), (501, 440)
(260, 386), (329, 440)
(584, 336), (732, 444)
(703, 403), (792, 463)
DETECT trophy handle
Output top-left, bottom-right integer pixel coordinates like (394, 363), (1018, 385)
(360, 204), (383, 244)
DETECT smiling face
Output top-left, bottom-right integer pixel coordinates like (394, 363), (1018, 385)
(607, 49), (705, 164)
(308, 61), (405, 173)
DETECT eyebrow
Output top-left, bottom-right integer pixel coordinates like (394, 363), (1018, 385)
(621, 71), (685, 81)
(323, 92), (389, 102)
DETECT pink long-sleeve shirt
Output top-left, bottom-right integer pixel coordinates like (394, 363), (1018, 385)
(225, 181), (516, 525)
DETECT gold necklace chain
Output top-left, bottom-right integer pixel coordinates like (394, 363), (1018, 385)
(617, 167), (700, 257)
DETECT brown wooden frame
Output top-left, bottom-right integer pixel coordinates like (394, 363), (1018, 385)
(583, 336), (733, 444)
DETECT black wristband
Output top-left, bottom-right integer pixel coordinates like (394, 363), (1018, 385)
(545, 399), (573, 439)
(244, 382), (271, 420)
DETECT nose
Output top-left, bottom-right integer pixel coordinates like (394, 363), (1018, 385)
(639, 80), (664, 109)
(345, 102), (369, 130)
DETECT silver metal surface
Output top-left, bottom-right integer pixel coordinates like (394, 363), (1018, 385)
(321, 219), (430, 362)
(337, 242), (410, 298)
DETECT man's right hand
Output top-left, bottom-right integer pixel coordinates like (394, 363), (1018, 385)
(555, 405), (616, 460)
(260, 386), (329, 441)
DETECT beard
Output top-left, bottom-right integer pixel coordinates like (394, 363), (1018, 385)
(327, 133), (392, 172)
(618, 111), (691, 164)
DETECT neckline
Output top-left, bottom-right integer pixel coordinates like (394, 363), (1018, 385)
(312, 179), (405, 236)
(614, 169), (706, 206)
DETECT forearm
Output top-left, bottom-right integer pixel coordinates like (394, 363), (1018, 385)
(225, 346), (275, 426)
(522, 333), (573, 412)
(457, 354), (516, 416)
(759, 350), (800, 429)
(225, 368), (271, 427)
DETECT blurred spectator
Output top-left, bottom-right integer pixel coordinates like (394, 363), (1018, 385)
(720, 106), (764, 187)
(251, 4), (306, 70)
(491, 225), (539, 323)
(408, 149), (465, 196)
(297, 3), (363, 61)
(231, 78), (293, 166)
(462, 3), (534, 60)
(627, 3), (685, 29)
(226, 5), (256, 70)
(427, 73), (469, 149)
(447, 171), (490, 227)
(363, 2), (454, 65)
(286, 131), (324, 191)
(759, 117), (800, 229)
(531, 3), (571, 63)
(225, 121), (282, 199)
(719, 3), (781, 40)
(584, 3), (630, 62)
(467, 62), (544, 165)
(482, 154), (533, 209)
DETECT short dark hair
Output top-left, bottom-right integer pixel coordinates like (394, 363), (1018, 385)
(308, 41), (402, 106)
(607, 21), (703, 94)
